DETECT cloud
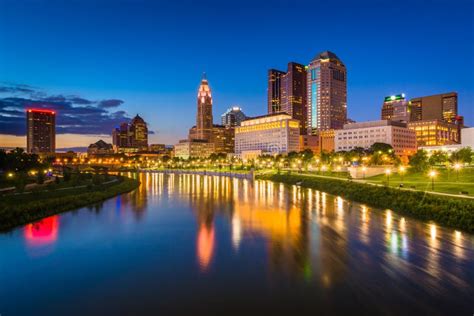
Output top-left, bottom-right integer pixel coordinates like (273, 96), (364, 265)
(0, 84), (133, 136)
(98, 99), (124, 108)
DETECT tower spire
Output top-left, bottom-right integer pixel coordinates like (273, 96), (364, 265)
(202, 72), (207, 81)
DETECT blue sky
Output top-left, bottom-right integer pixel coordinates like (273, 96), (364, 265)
(0, 0), (473, 148)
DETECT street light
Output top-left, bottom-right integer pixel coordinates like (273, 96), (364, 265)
(399, 165), (406, 182)
(453, 163), (461, 181)
(429, 170), (437, 191)
(361, 166), (367, 179)
(385, 168), (391, 187)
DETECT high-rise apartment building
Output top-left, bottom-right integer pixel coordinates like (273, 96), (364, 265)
(307, 51), (347, 134)
(26, 109), (56, 154)
(221, 106), (247, 127)
(267, 63), (307, 134)
(267, 69), (285, 114)
(381, 94), (411, 122)
(195, 74), (213, 141)
(409, 92), (459, 123)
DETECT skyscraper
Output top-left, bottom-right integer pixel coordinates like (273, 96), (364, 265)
(267, 63), (307, 134)
(381, 94), (411, 122)
(307, 51), (347, 134)
(281, 62), (307, 134)
(221, 106), (247, 127)
(129, 114), (148, 150)
(26, 109), (56, 154)
(195, 73), (213, 141)
(267, 69), (285, 114)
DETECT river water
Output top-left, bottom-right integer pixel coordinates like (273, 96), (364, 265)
(1, 173), (473, 315)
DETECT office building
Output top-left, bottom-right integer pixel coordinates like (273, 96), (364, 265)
(307, 51), (347, 134)
(319, 129), (336, 153)
(211, 125), (235, 153)
(408, 119), (460, 147)
(129, 114), (148, 150)
(381, 94), (411, 122)
(335, 120), (417, 156)
(112, 115), (148, 152)
(267, 69), (285, 114)
(419, 127), (474, 153)
(26, 109), (56, 154)
(299, 135), (319, 153)
(234, 113), (300, 159)
(267, 62), (307, 134)
(410, 92), (459, 123)
(193, 73), (213, 141)
(174, 139), (215, 159)
(221, 106), (247, 127)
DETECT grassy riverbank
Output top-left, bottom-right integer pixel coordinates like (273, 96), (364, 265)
(258, 173), (474, 233)
(0, 176), (140, 231)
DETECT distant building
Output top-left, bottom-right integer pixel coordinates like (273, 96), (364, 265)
(299, 135), (319, 153)
(335, 120), (417, 157)
(149, 144), (166, 152)
(408, 119), (460, 147)
(87, 140), (114, 156)
(267, 62), (307, 134)
(381, 94), (410, 122)
(174, 139), (215, 159)
(129, 115), (148, 150)
(235, 113), (300, 158)
(194, 74), (213, 141)
(267, 69), (285, 114)
(410, 92), (459, 124)
(319, 129), (336, 153)
(221, 106), (247, 127)
(112, 115), (148, 152)
(307, 51), (347, 134)
(211, 125), (235, 153)
(26, 109), (56, 154)
(419, 127), (474, 153)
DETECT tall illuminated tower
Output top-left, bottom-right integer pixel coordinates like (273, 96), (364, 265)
(195, 73), (213, 141)
(26, 108), (56, 153)
(307, 51), (347, 134)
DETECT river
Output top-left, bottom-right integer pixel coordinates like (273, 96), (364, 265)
(0, 173), (473, 315)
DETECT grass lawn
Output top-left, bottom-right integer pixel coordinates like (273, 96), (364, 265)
(365, 167), (474, 195)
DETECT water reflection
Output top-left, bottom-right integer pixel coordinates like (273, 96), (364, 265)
(4, 172), (472, 315)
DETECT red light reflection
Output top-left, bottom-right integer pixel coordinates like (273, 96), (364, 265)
(24, 215), (59, 247)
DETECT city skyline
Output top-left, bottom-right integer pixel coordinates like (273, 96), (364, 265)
(1, 0), (473, 149)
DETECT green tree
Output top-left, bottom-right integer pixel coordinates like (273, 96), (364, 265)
(451, 148), (473, 164)
(409, 150), (429, 172)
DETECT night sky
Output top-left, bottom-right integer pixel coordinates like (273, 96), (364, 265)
(1, 0), (473, 149)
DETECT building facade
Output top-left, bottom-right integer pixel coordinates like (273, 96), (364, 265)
(381, 94), (410, 122)
(87, 140), (114, 156)
(408, 119), (460, 147)
(112, 115), (148, 152)
(319, 129), (336, 153)
(410, 92), (459, 123)
(307, 51), (347, 134)
(267, 69), (285, 114)
(129, 115), (148, 150)
(267, 63), (307, 134)
(335, 120), (417, 156)
(234, 113), (300, 158)
(26, 109), (56, 154)
(221, 106), (247, 127)
(194, 74), (213, 141)
(174, 139), (215, 159)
